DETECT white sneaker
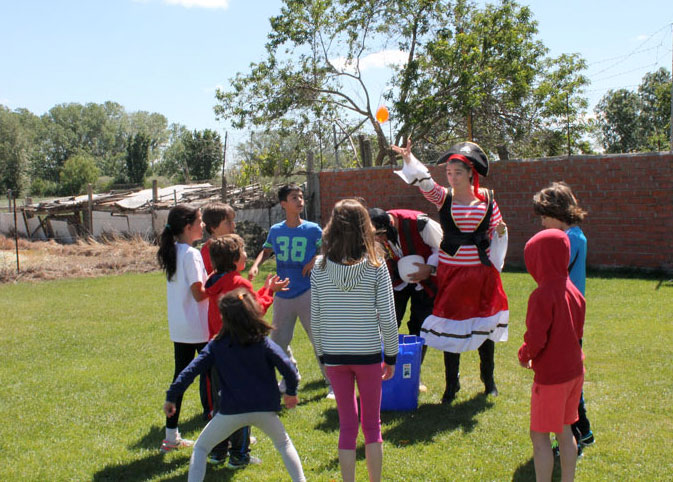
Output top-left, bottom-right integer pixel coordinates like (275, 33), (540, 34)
(325, 388), (336, 400)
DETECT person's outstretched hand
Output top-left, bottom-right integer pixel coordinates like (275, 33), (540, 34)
(391, 138), (413, 164)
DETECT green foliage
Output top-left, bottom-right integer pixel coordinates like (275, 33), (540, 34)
(0, 270), (671, 480)
(143, 175), (172, 189)
(215, 0), (590, 164)
(0, 106), (29, 195)
(234, 130), (305, 185)
(0, 101), (173, 191)
(29, 177), (59, 196)
(59, 153), (100, 196)
(95, 175), (115, 193)
(125, 132), (151, 184)
(594, 67), (671, 153)
(182, 129), (223, 181)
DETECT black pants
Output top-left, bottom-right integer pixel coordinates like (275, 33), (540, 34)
(394, 284), (434, 336)
(166, 341), (208, 430)
(443, 339), (495, 391)
(572, 338), (592, 439)
(207, 366), (252, 459)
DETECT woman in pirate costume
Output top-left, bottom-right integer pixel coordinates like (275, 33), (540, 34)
(392, 139), (509, 404)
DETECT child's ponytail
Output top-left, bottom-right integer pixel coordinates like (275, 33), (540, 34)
(157, 204), (200, 281)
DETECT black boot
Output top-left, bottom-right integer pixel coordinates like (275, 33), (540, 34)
(479, 339), (498, 396)
(442, 351), (461, 404)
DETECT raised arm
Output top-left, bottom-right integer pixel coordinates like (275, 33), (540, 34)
(392, 138), (446, 208)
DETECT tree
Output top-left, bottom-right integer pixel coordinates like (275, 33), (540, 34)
(638, 68), (672, 151)
(593, 68), (671, 153)
(215, 0), (589, 164)
(59, 154), (100, 196)
(182, 129), (223, 181)
(126, 132), (151, 184)
(156, 123), (189, 180)
(0, 107), (29, 195)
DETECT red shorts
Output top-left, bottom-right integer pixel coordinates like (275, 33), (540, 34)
(530, 374), (583, 434)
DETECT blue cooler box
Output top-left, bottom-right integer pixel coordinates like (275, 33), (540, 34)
(381, 334), (424, 411)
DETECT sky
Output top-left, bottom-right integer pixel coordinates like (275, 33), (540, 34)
(2, 0), (672, 149)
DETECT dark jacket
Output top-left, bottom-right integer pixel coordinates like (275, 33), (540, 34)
(166, 335), (298, 413)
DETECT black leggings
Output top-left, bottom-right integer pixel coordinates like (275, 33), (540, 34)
(166, 341), (207, 430)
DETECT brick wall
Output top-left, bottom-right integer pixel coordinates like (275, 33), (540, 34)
(317, 152), (673, 272)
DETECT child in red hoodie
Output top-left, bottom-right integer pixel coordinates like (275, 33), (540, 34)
(518, 229), (585, 482)
(203, 234), (289, 467)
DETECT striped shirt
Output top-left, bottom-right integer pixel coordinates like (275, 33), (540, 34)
(310, 256), (398, 366)
(422, 181), (503, 266)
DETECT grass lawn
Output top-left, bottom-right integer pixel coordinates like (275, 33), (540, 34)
(0, 265), (671, 481)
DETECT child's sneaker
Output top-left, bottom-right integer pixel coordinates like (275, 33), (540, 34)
(580, 431), (595, 446)
(551, 438), (583, 458)
(160, 437), (194, 453)
(325, 388), (336, 400)
(227, 455), (262, 469)
(207, 452), (227, 465)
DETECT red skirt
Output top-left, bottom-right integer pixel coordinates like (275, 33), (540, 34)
(433, 264), (508, 320)
(421, 263), (509, 353)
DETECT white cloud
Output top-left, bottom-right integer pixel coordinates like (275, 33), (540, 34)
(331, 49), (407, 73)
(164, 0), (230, 9)
(635, 34), (649, 41)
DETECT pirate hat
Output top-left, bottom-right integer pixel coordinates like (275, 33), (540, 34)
(436, 141), (489, 177)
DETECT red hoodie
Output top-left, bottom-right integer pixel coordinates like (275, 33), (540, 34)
(518, 229), (585, 385)
(204, 271), (274, 337)
(200, 239), (213, 275)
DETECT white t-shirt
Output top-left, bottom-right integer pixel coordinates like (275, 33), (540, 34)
(166, 243), (209, 343)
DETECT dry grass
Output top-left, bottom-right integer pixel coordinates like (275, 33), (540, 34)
(0, 234), (159, 283)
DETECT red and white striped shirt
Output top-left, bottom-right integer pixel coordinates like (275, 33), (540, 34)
(422, 183), (502, 266)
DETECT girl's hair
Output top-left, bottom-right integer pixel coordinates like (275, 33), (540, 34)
(533, 181), (587, 225)
(215, 288), (273, 345)
(320, 198), (382, 268)
(157, 204), (200, 281)
(202, 202), (235, 235)
(209, 234), (245, 273)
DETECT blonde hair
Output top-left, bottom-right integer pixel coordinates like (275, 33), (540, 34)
(321, 199), (382, 268)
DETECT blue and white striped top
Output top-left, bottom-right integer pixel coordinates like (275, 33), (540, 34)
(310, 255), (398, 366)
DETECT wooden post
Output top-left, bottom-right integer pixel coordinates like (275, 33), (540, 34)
(152, 179), (158, 203)
(333, 124), (340, 168)
(87, 183), (94, 236)
(151, 179), (158, 239)
(8, 190), (19, 273)
(306, 151), (321, 224)
(221, 131), (228, 202)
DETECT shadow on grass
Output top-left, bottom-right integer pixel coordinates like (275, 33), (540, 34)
(130, 413), (206, 451)
(93, 413), (224, 482)
(511, 455), (563, 481)
(381, 393), (494, 445)
(297, 378), (332, 405)
(313, 393), (494, 447)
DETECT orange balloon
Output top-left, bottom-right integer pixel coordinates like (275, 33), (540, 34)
(376, 106), (389, 123)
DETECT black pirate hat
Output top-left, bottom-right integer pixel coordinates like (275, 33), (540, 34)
(436, 141), (489, 177)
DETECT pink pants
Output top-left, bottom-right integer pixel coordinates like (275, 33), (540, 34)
(326, 363), (384, 450)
